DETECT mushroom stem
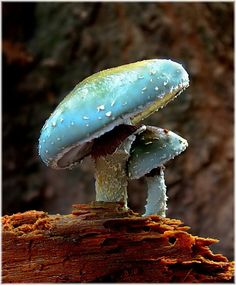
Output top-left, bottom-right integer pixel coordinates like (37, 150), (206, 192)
(143, 167), (167, 217)
(94, 135), (135, 208)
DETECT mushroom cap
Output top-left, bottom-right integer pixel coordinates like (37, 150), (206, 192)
(39, 59), (189, 169)
(128, 126), (188, 179)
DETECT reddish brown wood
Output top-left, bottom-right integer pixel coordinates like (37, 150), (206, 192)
(2, 202), (234, 283)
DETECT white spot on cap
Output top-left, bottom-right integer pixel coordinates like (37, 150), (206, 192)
(98, 117), (102, 120)
(86, 124), (89, 127)
(51, 141), (54, 145)
(105, 111), (112, 117)
(111, 100), (116, 107)
(60, 118), (64, 123)
(42, 139), (46, 143)
(150, 70), (156, 75)
(142, 87), (147, 91)
(52, 122), (56, 127)
(81, 88), (88, 96)
(83, 116), (89, 120)
(155, 86), (159, 91)
(57, 137), (61, 141)
(97, 105), (105, 111)
(123, 102), (127, 106)
(164, 81), (168, 86)
(138, 75), (144, 79)
(71, 122), (75, 126)
(46, 150), (48, 153)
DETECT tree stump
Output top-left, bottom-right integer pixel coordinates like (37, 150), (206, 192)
(2, 202), (234, 283)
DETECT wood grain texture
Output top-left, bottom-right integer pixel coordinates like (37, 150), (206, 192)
(2, 203), (234, 283)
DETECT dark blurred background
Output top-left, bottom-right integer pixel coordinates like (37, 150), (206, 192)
(2, 2), (234, 259)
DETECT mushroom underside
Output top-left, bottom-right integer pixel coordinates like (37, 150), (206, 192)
(56, 124), (138, 168)
(91, 124), (139, 159)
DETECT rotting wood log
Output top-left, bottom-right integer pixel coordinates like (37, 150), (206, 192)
(2, 202), (234, 283)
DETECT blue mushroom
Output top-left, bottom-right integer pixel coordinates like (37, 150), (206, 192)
(128, 126), (188, 216)
(38, 59), (189, 209)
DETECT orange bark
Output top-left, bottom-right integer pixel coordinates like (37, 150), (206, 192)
(2, 202), (234, 283)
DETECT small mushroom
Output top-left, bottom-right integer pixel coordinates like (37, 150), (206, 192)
(38, 59), (189, 209)
(128, 126), (188, 216)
